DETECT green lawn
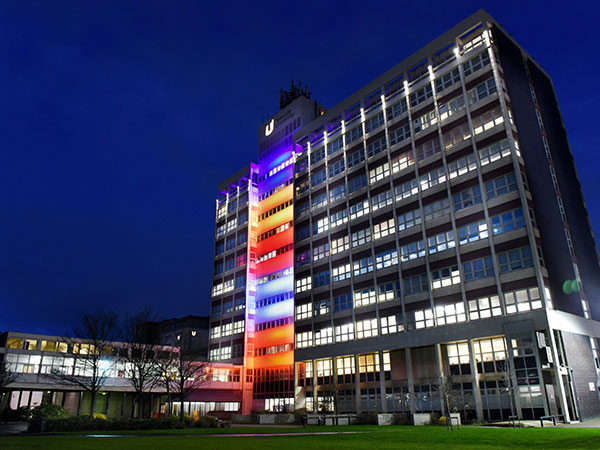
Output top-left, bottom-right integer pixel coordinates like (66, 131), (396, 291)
(1, 426), (599, 450)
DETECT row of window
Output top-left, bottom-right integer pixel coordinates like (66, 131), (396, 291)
(256, 243), (294, 265)
(209, 320), (245, 339)
(299, 76), (500, 190)
(295, 287), (546, 349)
(258, 199), (293, 221)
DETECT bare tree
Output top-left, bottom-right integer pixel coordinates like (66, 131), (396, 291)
(169, 348), (207, 420)
(498, 358), (518, 419)
(47, 310), (119, 416)
(154, 351), (177, 418)
(121, 307), (161, 418)
(437, 369), (465, 430)
(0, 358), (18, 407)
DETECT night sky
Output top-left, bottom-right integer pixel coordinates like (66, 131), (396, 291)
(1, 1), (599, 335)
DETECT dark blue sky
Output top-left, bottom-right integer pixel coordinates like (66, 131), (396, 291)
(1, 1), (598, 335)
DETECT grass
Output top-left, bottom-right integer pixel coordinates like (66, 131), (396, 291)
(1, 426), (600, 450)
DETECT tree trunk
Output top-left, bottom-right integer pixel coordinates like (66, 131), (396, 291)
(90, 390), (97, 417)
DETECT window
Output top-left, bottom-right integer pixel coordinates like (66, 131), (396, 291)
(431, 265), (461, 289)
(358, 353), (382, 381)
(473, 338), (507, 374)
(453, 185), (482, 211)
(438, 95), (465, 121)
(435, 302), (466, 328)
(314, 298), (330, 317)
(314, 270), (330, 288)
(237, 233), (247, 246)
(428, 230), (455, 254)
(353, 256), (374, 276)
(413, 308), (434, 329)
(311, 169), (326, 187)
(334, 293), (353, 311)
(214, 261), (224, 275)
(356, 318), (378, 339)
(373, 218), (395, 240)
(491, 208), (525, 235)
(348, 173), (368, 193)
(295, 303), (312, 320)
(347, 148), (365, 168)
(225, 257), (235, 271)
(313, 242), (330, 261)
(391, 149), (414, 173)
(504, 287), (543, 314)
(351, 228), (371, 247)
(397, 208), (421, 231)
(486, 172), (517, 199)
(226, 237), (236, 251)
(296, 331), (313, 348)
(296, 249), (311, 267)
(463, 256), (494, 281)
(331, 234), (350, 254)
(312, 191), (327, 210)
(369, 162), (390, 184)
(216, 223), (226, 237)
(296, 224), (310, 241)
(315, 327), (333, 346)
(327, 136), (343, 155)
(457, 220), (488, 244)
(413, 110), (437, 134)
(335, 324), (354, 343)
(448, 154), (477, 179)
(420, 167), (446, 191)
(442, 121), (471, 148)
(296, 276), (312, 293)
(446, 342), (471, 375)
(313, 217), (328, 235)
(350, 199), (370, 220)
(378, 281), (401, 302)
(345, 126), (363, 145)
(226, 219), (237, 233)
(365, 112), (384, 133)
(435, 68), (460, 92)
(311, 147), (325, 165)
(376, 249), (398, 269)
(330, 184), (346, 201)
(468, 78), (497, 103)
(403, 273), (428, 295)
(367, 136), (387, 158)
(381, 315), (403, 334)
(497, 247), (533, 273)
(409, 84), (433, 107)
(233, 320), (245, 334)
(462, 51), (491, 77)
(479, 139), (510, 166)
(235, 273), (246, 288)
(472, 106), (504, 135)
(387, 98), (408, 120)
(414, 137), (441, 161)
(355, 286), (376, 308)
(468, 295), (502, 320)
(395, 178), (418, 200)
(400, 239), (425, 261)
(389, 123), (411, 146)
(215, 242), (225, 255)
(332, 263), (351, 282)
(372, 190), (392, 210)
(329, 159), (345, 178)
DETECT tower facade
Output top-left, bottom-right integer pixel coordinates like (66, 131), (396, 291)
(209, 10), (600, 420)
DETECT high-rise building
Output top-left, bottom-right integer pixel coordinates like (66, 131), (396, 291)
(209, 10), (600, 421)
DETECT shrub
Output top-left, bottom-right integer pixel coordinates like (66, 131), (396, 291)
(195, 415), (219, 428)
(37, 415), (219, 432)
(293, 408), (308, 424)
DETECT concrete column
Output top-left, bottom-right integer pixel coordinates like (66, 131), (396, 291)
(105, 392), (111, 416)
(434, 344), (445, 416)
(121, 393), (126, 418)
(467, 339), (484, 421)
(76, 391), (82, 416)
(354, 353), (361, 414)
(548, 330), (572, 422)
(378, 350), (387, 413)
(406, 348), (416, 414)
